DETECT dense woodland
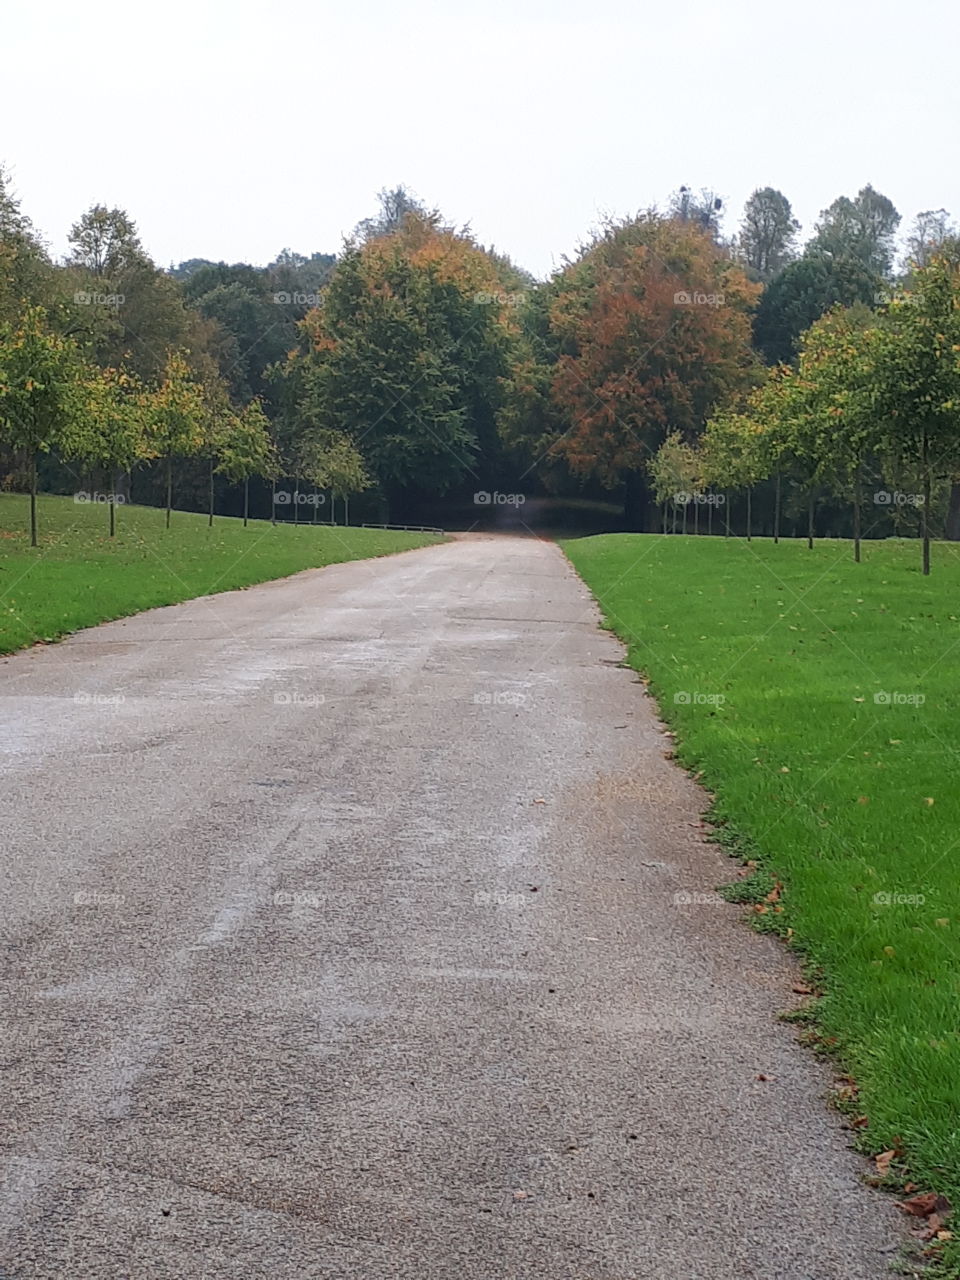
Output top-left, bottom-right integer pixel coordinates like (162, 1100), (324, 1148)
(2, 177), (959, 567)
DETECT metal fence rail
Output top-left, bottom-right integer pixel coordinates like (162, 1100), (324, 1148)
(360, 521), (445, 535)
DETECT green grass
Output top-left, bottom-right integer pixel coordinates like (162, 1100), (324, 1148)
(0, 493), (443, 655)
(564, 532), (960, 1270)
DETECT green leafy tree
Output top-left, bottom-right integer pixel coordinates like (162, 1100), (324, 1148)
(141, 351), (206, 528)
(871, 257), (960, 574)
(216, 398), (277, 526)
(739, 188), (800, 281)
(0, 306), (84, 545)
(65, 366), (147, 535)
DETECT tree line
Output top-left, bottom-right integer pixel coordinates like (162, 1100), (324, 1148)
(1, 172), (958, 563)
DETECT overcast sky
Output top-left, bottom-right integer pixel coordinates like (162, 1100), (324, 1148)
(4, 0), (957, 278)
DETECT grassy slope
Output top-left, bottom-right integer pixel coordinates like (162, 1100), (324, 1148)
(0, 494), (442, 655)
(564, 532), (960, 1243)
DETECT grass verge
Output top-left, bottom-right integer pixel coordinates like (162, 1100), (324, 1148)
(563, 532), (960, 1274)
(0, 493), (442, 655)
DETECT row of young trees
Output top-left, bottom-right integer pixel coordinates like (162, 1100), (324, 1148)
(689, 255), (960, 574)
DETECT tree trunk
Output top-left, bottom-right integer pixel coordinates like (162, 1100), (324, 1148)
(724, 490), (731, 536)
(945, 481), (960, 540)
(110, 470), (117, 538)
(807, 489), (814, 549)
(922, 431), (931, 575)
(208, 458), (215, 527)
(344, 496), (350, 526)
(294, 475), (300, 525)
(312, 489), (318, 524)
(30, 452), (38, 547)
(681, 500), (687, 535)
(707, 499), (713, 536)
(243, 477), (249, 527)
(746, 487), (752, 541)
(774, 469), (781, 544)
(661, 503), (668, 535)
(693, 498), (700, 535)
(853, 467), (862, 563)
(271, 478), (277, 526)
(165, 457), (173, 529)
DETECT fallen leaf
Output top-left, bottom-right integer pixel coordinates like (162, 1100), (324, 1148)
(765, 881), (783, 904)
(792, 984), (813, 995)
(924, 797), (935, 806)
(900, 1193), (940, 1218)
(875, 1149), (898, 1175)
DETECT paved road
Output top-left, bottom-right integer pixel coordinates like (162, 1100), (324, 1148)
(0, 534), (899, 1279)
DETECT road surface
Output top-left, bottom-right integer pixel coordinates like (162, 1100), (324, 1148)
(0, 534), (899, 1278)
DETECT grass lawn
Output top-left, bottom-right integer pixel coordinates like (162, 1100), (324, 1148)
(0, 493), (443, 655)
(564, 531), (960, 1268)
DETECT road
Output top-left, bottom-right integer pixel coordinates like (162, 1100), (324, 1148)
(0, 534), (899, 1278)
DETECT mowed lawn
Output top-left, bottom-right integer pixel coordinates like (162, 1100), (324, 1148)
(565, 533), (960, 1230)
(0, 494), (442, 655)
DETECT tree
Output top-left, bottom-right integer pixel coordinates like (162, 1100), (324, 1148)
(141, 352), (206, 528)
(286, 212), (514, 518)
(355, 186), (431, 242)
(811, 185), (901, 277)
(669, 187), (724, 237)
(216, 398), (277, 526)
(700, 410), (769, 539)
(904, 210), (958, 269)
(753, 252), (879, 364)
(65, 366), (147, 536)
(68, 205), (146, 277)
(739, 188), (799, 280)
(649, 432), (701, 532)
(789, 308), (880, 560)
(0, 168), (54, 324)
(871, 257), (960, 574)
(543, 213), (760, 528)
(0, 307), (83, 545)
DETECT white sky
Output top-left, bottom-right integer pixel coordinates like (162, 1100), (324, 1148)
(4, 0), (958, 279)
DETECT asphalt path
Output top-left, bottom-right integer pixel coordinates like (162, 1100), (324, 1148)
(0, 533), (900, 1278)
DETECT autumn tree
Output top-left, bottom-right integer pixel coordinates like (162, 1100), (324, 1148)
(543, 213), (760, 528)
